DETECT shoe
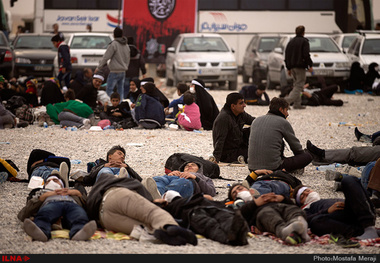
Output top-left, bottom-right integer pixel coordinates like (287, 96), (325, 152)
(154, 225), (197, 246)
(285, 231), (303, 245)
(81, 119), (91, 130)
(293, 105), (306, 110)
(325, 170), (343, 181)
(354, 127), (363, 141)
(23, 218), (48, 242)
(59, 162), (69, 188)
(333, 181), (342, 191)
(237, 155), (245, 164)
(71, 220), (97, 241)
(16, 121), (29, 128)
(141, 177), (162, 200)
(130, 225), (144, 240)
(329, 234), (360, 248)
(306, 140), (325, 159)
(118, 167), (128, 178)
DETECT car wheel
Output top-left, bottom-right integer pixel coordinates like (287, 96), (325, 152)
(242, 67), (250, 83)
(266, 72), (277, 90)
(228, 80), (237, 90)
(252, 70), (262, 85)
(166, 78), (173, 86)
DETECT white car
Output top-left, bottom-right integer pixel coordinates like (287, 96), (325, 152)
(346, 32), (380, 72)
(165, 33), (238, 90)
(54, 33), (113, 76)
(332, 33), (359, 53)
(266, 34), (351, 89)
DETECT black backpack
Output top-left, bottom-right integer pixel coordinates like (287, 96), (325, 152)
(165, 153), (220, 179)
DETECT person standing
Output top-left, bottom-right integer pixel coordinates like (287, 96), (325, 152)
(51, 34), (71, 90)
(96, 27), (130, 100)
(285, 25), (313, 109)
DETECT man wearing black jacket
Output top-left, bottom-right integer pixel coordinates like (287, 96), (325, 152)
(285, 25), (313, 109)
(212, 92), (255, 163)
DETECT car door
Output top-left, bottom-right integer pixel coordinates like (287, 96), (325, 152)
(243, 35), (258, 77)
(346, 37), (361, 64)
(165, 35), (181, 80)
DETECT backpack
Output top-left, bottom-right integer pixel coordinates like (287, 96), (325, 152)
(165, 153), (220, 179)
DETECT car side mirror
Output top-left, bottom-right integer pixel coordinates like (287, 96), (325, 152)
(231, 48), (235, 53)
(167, 47), (175, 53)
(274, 47), (283, 53)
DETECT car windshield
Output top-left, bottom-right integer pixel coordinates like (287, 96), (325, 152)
(362, 39), (380, 55)
(14, 36), (54, 49)
(342, 35), (357, 49)
(70, 36), (112, 49)
(308, 37), (341, 53)
(179, 37), (229, 52)
(258, 37), (281, 52)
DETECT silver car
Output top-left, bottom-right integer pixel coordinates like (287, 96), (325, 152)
(267, 34), (351, 89)
(165, 33), (238, 90)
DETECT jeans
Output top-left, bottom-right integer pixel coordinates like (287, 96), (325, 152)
(308, 176), (376, 237)
(361, 161), (376, 195)
(57, 71), (71, 88)
(58, 111), (85, 128)
(30, 166), (59, 181)
(252, 180), (290, 196)
(34, 201), (89, 239)
(286, 68), (306, 107)
(96, 167), (129, 182)
(153, 175), (194, 198)
(106, 72), (125, 99)
(123, 77), (131, 99)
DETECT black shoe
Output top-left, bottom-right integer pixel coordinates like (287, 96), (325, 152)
(306, 140), (325, 159)
(325, 170), (343, 181)
(354, 127), (363, 141)
(329, 234), (360, 248)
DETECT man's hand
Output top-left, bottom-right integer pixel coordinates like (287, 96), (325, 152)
(328, 201), (345, 213)
(104, 161), (128, 168)
(287, 70), (292, 76)
(254, 169), (273, 175)
(168, 171), (196, 179)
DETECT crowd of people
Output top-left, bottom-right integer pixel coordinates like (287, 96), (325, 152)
(1, 25), (380, 249)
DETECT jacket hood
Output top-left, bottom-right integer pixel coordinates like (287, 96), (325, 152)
(115, 36), (128, 45)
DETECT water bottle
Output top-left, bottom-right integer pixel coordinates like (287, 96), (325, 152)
(316, 164), (336, 171)
(71, 127), (77, 131)
(70, 159), (82, 164)
(43, 122), (48, 128)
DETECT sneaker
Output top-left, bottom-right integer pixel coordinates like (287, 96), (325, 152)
(59, 162), (69, 188)
(285, 231), (303, 245)
(71, 220), (97, 241)
(329, 234), (360, 248)
(325, 170), (343, 181)
(237, 155), (245, 164)
(130, 225), (144, 240)
(81, 119), (91, 130)
(141, 177), (162, 200)
(23, 218), (48, 242)
(118, 167), (129, 178)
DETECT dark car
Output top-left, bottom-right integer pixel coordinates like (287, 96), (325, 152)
(0, 31), (14, 79)
(12, 33), (56, 78)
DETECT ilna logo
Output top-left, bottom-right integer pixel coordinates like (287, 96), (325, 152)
(1, 255), (30, 262)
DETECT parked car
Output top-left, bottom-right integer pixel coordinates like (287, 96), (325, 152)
(165, 33), (238, 90)
(345, 32), (380, 72)
(242, 34), (282, 85)
(332, 33), (358, 53)
(266, 34), (351, 89)
(54, 33), (113, 76)
(0, 31), (14, 79)
(12, 33), (56, 78)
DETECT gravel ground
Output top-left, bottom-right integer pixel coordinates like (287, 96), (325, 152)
(1, 81), (380, 255)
